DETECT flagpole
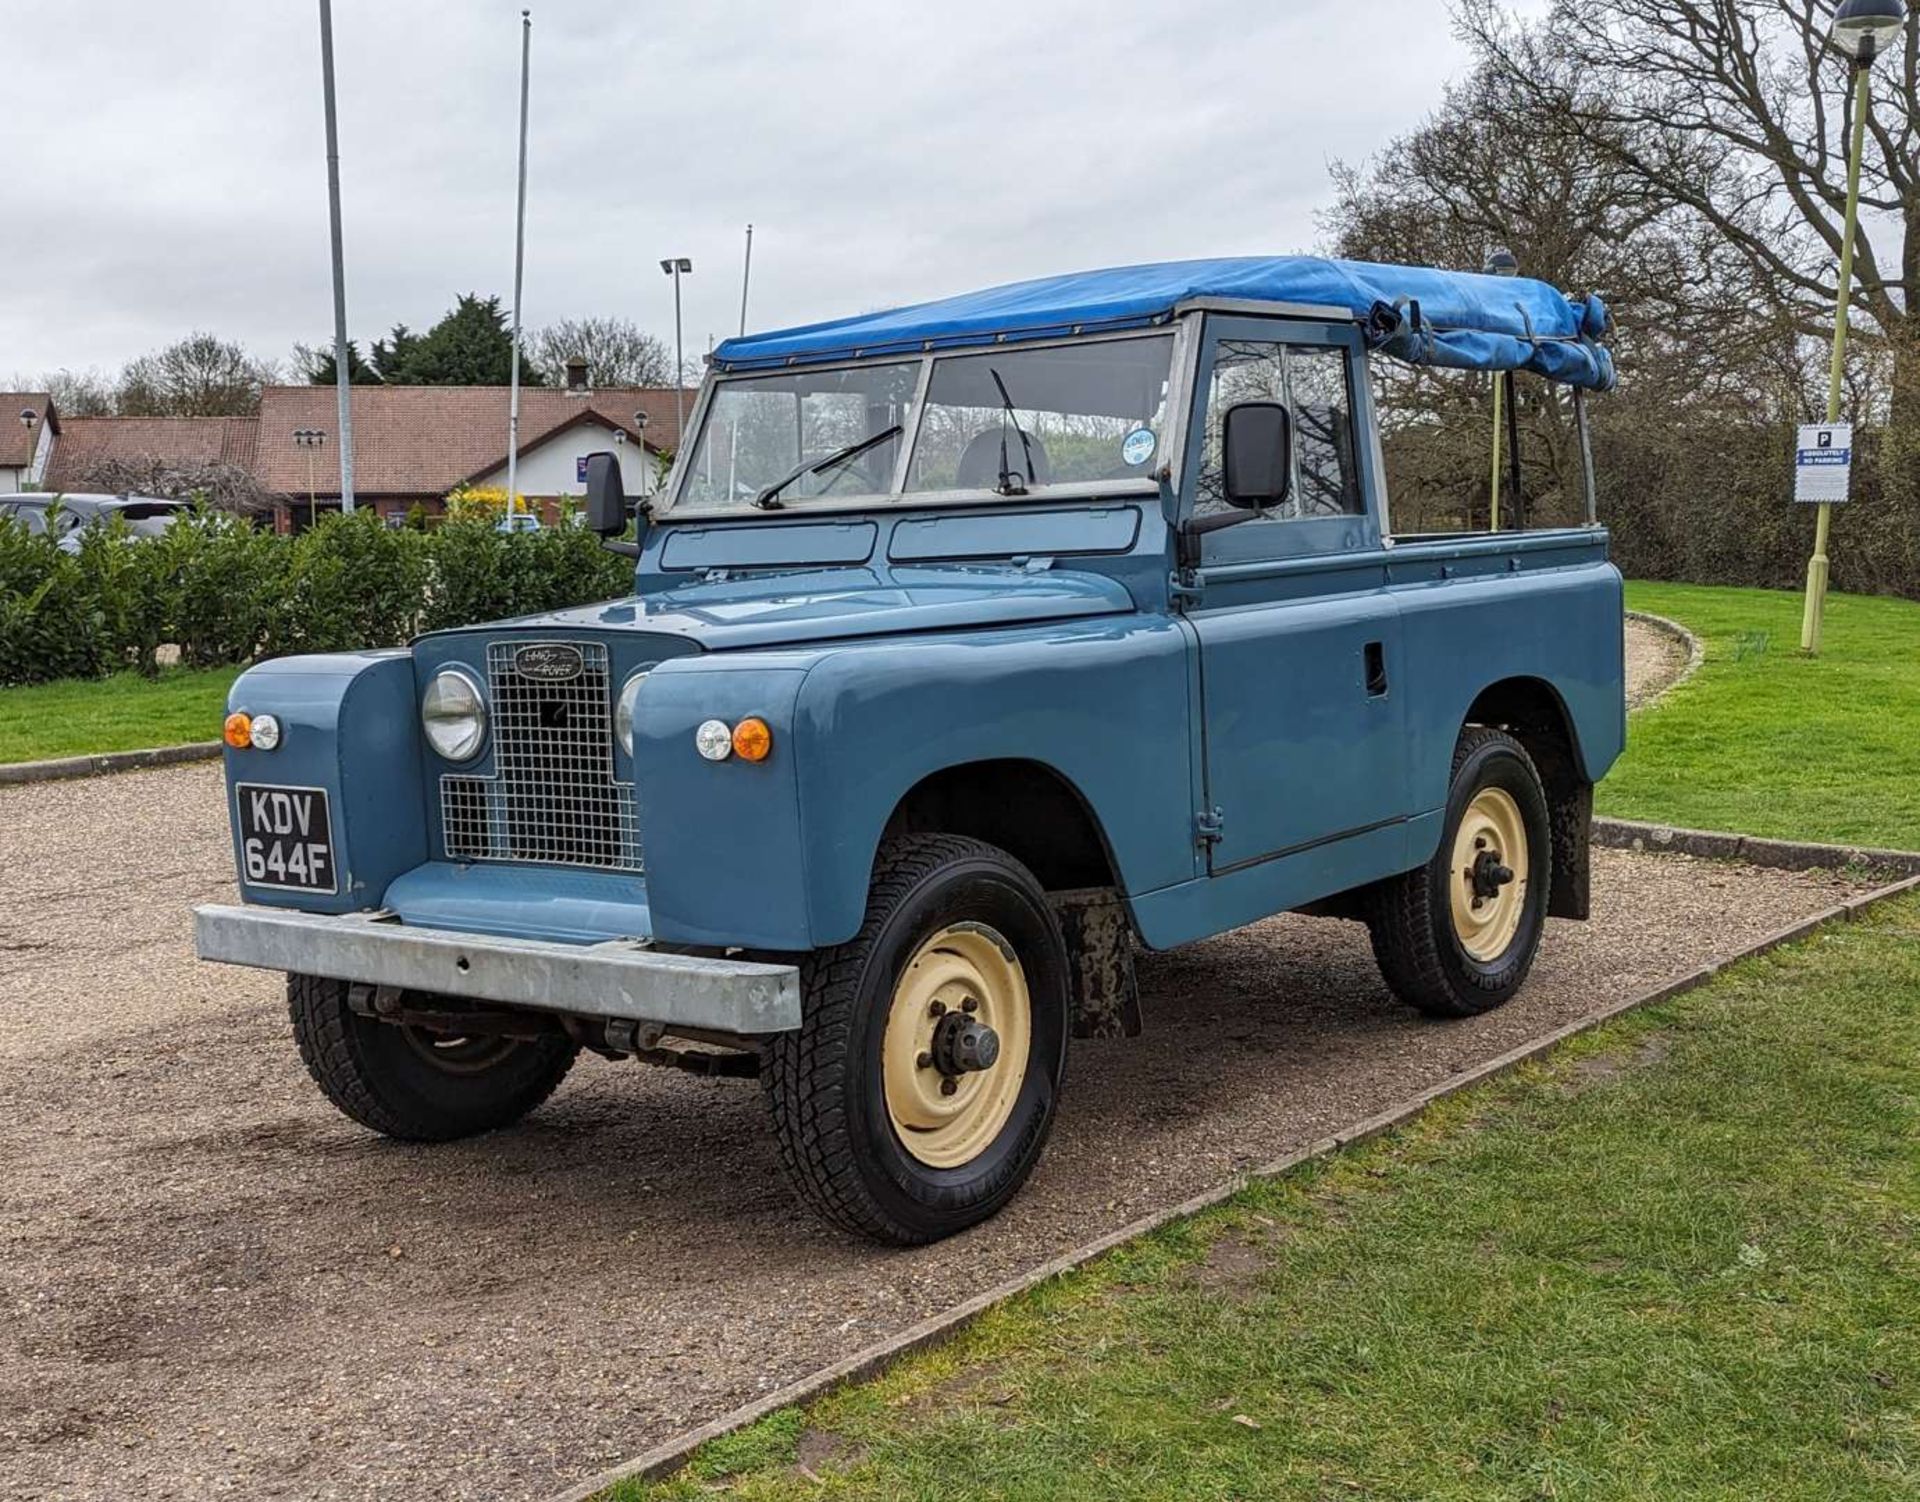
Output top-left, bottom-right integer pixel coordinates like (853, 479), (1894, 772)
(317, 0), (356, 514)
(505, 9), (532, 522)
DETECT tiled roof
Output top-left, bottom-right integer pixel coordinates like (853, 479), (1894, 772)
(253, 385), (686, 498)
(41, 416), (260, 492)
(1, 394), (57, 468)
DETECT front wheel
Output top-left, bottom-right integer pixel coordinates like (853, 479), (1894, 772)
(1366, 727), (1553, 1018)
(288, 974), (578, 1140)
(762, 835), (1070, 1245)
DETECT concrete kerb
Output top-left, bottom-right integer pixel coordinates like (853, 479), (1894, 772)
(544, 861), (1920, 1502)
(0, 740), (222, 786)
(1593, 816), (1920, 879)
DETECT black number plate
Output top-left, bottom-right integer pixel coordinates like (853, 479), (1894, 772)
(235, 784), (338, 894)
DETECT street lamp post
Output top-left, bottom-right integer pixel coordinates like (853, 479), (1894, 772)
(294, 428), (328, 521)
(19, 408), (39, 488)
(661, 256), (692, 444)
(1801, 0), (1909, 656)
(1484, 248), (1520, 531)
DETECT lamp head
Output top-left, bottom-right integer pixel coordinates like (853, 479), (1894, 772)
(20, 407), (37, 429)
(1484, 247), (1521, 278)
(1833, 0), (1908, 63)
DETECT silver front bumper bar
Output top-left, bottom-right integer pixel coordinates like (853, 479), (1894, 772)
(193, 904), (802, 1035)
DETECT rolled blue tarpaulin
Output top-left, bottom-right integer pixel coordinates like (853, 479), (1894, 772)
(713, 255), (1616, 392)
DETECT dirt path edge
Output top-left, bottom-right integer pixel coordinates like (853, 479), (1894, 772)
(545, 863), (1920, 1502)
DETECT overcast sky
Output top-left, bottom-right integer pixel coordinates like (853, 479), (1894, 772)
(4, 1), (1541, 382)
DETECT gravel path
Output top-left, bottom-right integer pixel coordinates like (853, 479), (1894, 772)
(0, 762), (1875, 1502)
(1624, 615), (1690, 709)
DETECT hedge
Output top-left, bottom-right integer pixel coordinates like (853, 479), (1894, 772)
(0, 508), (634, 687)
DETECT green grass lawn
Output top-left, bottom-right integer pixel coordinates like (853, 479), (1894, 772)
(0, 666), (239, 764)
(1607, 583), (1920, 850)
(608, 894), (1920, 1501)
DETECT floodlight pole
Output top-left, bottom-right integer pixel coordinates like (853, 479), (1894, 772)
(1800, 58), (1872, 656)
(318, 0), (356, 514)
(662, 257), (692, 443)
(505, 10), (532, 524)
(739, 223), (754, 337)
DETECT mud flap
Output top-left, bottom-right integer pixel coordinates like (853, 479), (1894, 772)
(1048, 887), (1142, 1039)
(1550, 781), (1592, 920)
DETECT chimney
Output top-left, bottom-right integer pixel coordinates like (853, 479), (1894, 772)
(565, 356), (589, 394)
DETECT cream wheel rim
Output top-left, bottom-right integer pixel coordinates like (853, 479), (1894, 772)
(881, 923), (1032, 1169)
(1450, 787), (1529, 962)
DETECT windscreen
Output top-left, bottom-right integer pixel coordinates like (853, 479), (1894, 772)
(905, 335), (1175, 493)
(672, 333), (1179, 512)
(676, 362), (919, 512)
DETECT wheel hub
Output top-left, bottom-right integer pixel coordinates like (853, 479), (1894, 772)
(929, 1009), (1001, 1076)
(1469, 848), (1516, 902)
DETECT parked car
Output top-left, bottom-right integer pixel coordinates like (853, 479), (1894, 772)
(195, 255), (1624, 1245)
(0, 492), (188, 552)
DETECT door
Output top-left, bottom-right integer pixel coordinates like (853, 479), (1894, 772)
(1184, 318), (1408, 873)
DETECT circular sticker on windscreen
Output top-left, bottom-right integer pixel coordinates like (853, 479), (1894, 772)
(1121, 428), (1156, 466)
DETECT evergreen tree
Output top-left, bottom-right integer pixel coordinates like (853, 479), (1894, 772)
(372, 295), (546, 386)
(298, 340), (382, 385)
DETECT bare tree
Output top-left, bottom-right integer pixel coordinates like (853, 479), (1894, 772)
(529, 317), (676, 387)
(5, 368), (116, 416)
(76, 455), (277, 515)
(1460, 0), (1917, 422)
(116, 333), (278, 417)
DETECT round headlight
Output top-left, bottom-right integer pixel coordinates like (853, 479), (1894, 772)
(249, 713), (282, 751)
(615, 670), (650, 756)
(422, 668), (487, 762)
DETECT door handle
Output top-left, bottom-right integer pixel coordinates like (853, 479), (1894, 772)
(1364, 641), (1388, 698)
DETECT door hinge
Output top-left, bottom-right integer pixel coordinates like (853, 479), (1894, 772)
(1195, 807), (1226, 847)
(1169, 569), (1203, 606)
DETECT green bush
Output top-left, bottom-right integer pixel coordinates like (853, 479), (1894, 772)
(264, 509), (430, 658)
(0, 517), (112, 685)
(0, 505), (637, 687)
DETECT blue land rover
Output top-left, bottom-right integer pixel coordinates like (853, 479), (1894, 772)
(197, 256), (1624, 1244)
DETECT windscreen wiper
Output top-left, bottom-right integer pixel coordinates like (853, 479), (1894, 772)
(752, 424), (903, 510)
(988, 367), (1036, 496)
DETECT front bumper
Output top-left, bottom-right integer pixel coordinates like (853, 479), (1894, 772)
(193, 903), (801, 1035)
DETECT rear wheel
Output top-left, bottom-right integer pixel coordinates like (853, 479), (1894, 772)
(763, 835), (1070, 1245)
(1366, 728), (1552, 1018)
(288, 974), (577, 1140)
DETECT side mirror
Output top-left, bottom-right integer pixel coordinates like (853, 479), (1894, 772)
(1222, 401), (1292, 511)
(583, 452), (629, 537)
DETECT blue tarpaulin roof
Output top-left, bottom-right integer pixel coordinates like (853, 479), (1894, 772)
(712, 255), (1615, 391)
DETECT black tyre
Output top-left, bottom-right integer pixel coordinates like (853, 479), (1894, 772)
(762, 834), (1071, 1246)
(1366, 727), (1553, 1019)
(288, 974), (577, 1141)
